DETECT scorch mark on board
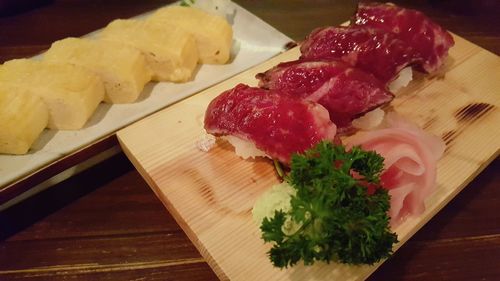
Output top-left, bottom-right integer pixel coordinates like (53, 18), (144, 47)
(454, 102), (495, 123)
(441, 102), (496, 150)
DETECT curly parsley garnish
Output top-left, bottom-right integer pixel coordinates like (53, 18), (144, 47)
(260, 142), (397, 268)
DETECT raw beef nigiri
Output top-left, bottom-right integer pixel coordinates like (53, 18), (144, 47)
(257, 60), (394, 132)
(300, 26), (417, 84)
(204, 84), (337, 164)
(353, 2), (455, 73)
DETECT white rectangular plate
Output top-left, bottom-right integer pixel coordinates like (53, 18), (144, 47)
(0, 2), (292, 192)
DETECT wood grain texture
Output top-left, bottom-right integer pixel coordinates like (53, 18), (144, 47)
(1, 152), (218, 281)
(117, 34), (500, 280)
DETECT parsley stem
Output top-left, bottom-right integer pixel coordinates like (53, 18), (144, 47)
(274, 159), (285, 179)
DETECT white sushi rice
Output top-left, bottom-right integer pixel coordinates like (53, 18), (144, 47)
(196, 134), (269, 159)
(196, 133), (216, 152)
(222, 135), (269, 159)
(352, 107), (386, 130)
(352, 67), (413, 130)
(389, 66), (413, 93)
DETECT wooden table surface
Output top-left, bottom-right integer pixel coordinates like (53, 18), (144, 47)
(1, 1), (499, 280)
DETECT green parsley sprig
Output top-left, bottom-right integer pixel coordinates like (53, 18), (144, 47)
(180, 0), (196, 7)
(261, 141), (397, 268)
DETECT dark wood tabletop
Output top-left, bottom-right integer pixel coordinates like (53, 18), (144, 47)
(1, 0), (499, 280)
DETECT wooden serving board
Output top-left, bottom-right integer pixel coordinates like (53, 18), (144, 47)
(117, 34), (500, 281)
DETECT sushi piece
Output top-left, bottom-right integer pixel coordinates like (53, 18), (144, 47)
(352, 2), (455, 73)
(300, 26), (417, 84)
(257, 60), (394, 132)
(204, 84), (337, 164)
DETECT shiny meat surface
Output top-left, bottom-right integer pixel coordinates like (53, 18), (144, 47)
(257, 60), (394, 131)
(353, 2), (455, 73)
(204, 84), (337, 164)
(300, 26), (417, 84)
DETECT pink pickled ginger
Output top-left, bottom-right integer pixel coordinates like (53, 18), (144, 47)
(348, 112), (445, 226)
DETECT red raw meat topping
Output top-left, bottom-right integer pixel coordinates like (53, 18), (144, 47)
(300, 26), (417, 84)
(204, 84), (337, 164)
(257, 60), (394, 132)
(353, 2), (455, 73)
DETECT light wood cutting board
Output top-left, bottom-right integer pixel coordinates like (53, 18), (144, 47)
(117, 34), (500, 281)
